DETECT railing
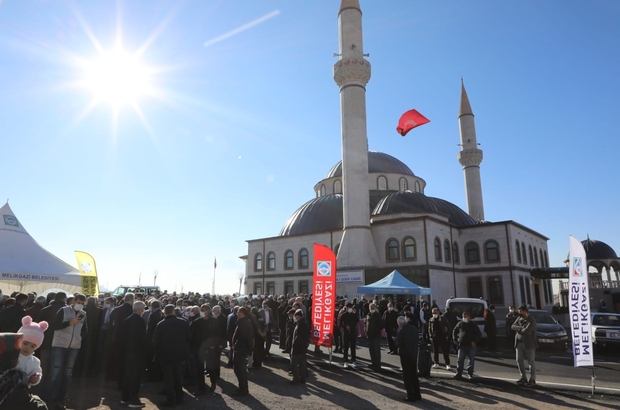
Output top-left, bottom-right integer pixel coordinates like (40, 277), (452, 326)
(559, 280), (620, 290)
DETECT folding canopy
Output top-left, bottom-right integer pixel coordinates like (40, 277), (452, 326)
(357, 270), (431, 295)
(0, 203), (82, 294)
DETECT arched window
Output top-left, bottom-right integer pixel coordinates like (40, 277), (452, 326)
(539, 249), (544, 268)
(284, 250), (294, 269)
(544, 251), (549, 268)
(403, 237), (416, 260)
(254, 253), (263, 271)
(434, 237), (442, 261)
(515, 240), (522, 263)
(444, 239), (451, 262)
(521, 242), (527, 265)
(377, 175), (388, 190)
(399, 177), (408, 191)
(334, 180), (342, 194)
(534, 247), (539, 267)
(414, 181), (421, 193)
(528, 245), (534, 266)
(333, 243), (340, 256)
(386, 239), (400, 262)
(466, 242), (480, 263)
(299, 248), (309, 269)
(267, 252), (276, 270)
(320, 184), (326, 196)
(453, 242), (460, 264)
(484, 240), (500, 262)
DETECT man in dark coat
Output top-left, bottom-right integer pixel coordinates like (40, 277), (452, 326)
(120, 301), (147, 408)
(395, 316), (422, 402)
(277, 299), (289, 349)
(484, 305), (497, 353)
(154, 304), (191, 407)
(146, 300), (163, 381)
(24, 295), (46, 325)
(290, 309), (309, 384)
(0, 292), (27, 332)
(36, 292), (66, 383)
(226, 306), (239, 367)
(383, 302), (399, 355)
(112, 293), (135, 388)
(429, 307), (452, 369)
(339, 302), (359, 366)
(78, 296), (103, 376)
(365, 302), (383, 371)
(231, 307), (254, 396)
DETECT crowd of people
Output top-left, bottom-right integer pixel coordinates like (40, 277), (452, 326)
(0, 288), (543, 408)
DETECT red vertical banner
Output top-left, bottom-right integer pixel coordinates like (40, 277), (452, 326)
(312, 243), (336, 348)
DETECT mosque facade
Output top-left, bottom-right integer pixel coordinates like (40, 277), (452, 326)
(243, 0), (554, 311)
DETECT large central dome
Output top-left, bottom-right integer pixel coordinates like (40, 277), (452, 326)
(325, 151), (415, 179)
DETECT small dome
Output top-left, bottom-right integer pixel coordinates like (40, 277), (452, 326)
(326, 151), (415, 179)
(372, 191), (476, 227)
(582, 238), (618, 260)
(279, 194), (343, 236)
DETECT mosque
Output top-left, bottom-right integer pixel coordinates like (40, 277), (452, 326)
(243, 0), (554, 311)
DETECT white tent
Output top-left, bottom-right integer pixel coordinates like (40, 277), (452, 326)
(0, 203), (82, 294)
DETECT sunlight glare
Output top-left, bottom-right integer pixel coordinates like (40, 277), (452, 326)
(83, 48), (151, 107)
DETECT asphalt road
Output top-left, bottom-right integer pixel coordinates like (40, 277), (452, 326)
(334, 336), (620, 394)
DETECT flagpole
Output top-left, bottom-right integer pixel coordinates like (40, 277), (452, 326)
(212, 257), (216, 295)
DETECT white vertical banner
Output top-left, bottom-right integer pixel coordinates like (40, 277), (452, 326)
(568, 236), (594, 367)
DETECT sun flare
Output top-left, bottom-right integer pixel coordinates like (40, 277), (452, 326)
(83, 47), (151, 107)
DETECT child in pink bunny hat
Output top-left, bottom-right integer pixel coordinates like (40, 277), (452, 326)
(16, 316), (48, 387)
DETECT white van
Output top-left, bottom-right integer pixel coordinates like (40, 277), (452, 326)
(445, 297), (488, 339)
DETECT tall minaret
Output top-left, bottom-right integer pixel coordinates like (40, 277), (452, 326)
(457, 80), (485, 221)
(333, 0), (379, 268)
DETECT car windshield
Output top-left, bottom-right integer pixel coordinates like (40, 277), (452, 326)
(448, 302), (485, 319)
(111, 287), (126, 297)
(592, 315), (620, 326)
(529, 311), (557, 324)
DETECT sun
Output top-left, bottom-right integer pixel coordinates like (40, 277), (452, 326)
(83, 47), (152, 108)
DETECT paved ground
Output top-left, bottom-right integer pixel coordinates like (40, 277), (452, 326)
(61, 347), (620, 410)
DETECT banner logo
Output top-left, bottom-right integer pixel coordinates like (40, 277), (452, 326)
(80, 262), (93, 274)
(3, 215), (19, 227)
(573, 257), (583, 277)
(317, 261), (332, 276)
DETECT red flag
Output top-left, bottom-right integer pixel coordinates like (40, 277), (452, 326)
(396, 109), (430, 136)
(311, 244), (337, 348)
(214, 257), (217, 269)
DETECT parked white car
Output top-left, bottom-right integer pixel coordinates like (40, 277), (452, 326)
(591, 312), (620, 352)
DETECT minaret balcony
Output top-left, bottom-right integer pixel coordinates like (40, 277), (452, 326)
(458, 149), (483, 167)
(333, 57), (371, 87)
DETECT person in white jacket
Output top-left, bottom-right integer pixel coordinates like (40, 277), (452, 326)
(16, 315), (48, 387)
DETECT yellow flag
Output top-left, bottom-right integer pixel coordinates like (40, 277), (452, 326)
(75, 251), (100, 296)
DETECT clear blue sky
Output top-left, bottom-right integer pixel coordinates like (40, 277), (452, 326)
(1, 1), (619, 295)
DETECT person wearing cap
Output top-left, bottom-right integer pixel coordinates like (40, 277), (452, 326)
(339, 302), (359, 367)
(290, 309), (309, 384)
(16, 315), (48, 387)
